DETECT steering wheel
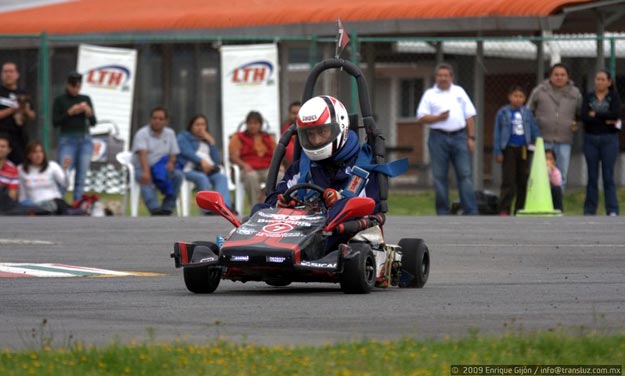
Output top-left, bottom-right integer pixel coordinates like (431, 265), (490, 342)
(282, 183), (326, 209)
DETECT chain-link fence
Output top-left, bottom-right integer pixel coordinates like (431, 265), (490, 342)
(1, 33), (624, 192)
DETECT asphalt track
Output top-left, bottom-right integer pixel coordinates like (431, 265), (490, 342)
(1, 216), (624, 349)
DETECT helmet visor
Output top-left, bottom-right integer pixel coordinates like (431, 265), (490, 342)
(297, 123), (341, 151)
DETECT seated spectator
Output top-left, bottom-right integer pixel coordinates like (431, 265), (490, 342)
(177, 114), (233, 213)
(228, 111), (276, 207)
(546, 149), (563, 212)
(18, 141), (71, 214)
(132, 107), (183, 216)
(0, 133), (19, 212)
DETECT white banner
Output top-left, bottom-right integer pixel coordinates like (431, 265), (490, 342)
(220, 44), (280, 149)
(77, 44), (137, 153)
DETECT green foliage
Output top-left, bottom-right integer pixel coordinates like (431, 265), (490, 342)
(1, 333), (623, 376)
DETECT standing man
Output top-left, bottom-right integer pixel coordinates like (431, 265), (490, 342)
(416, 63), (478, 215)
(281, 101), (301, 167)
(527, 63), (582, 191)
(132, 107), (183, 216)
(0, 62), (36, 165)
(53, 71), (97, 202)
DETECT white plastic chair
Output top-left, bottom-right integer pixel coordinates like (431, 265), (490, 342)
(178, 166), (241, 216)
(116, 151), (182, 217)
(116, 151), (140, 217)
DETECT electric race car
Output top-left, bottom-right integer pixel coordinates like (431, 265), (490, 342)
(171, 58), (430, 294)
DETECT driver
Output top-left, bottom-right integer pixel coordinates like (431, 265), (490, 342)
(252, 94), (380, 222)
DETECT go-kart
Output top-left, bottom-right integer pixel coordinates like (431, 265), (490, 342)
(171, 57), (430, 294)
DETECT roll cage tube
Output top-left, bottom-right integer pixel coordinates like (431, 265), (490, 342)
(265, 58), (389, 213)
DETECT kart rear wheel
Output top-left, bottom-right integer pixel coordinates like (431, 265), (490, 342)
(398, 238), (430, 288)
(340, 243), (376, 294)
(183, 266), (221, 294)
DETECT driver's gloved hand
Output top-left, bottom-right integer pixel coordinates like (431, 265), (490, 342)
(322, 188), (342, 208)
(277, 194), (296, 208)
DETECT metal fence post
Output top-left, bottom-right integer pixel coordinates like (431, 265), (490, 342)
(609, 36), (616, 79)
(38, 32), (50, 152)
(473, 40), (484, 190)
(350, 32), (359, 115)
(308, 34), (318, 97)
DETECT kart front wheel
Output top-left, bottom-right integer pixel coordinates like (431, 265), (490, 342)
(183, 266), (221, 294)
(340, 243), (376, 294)
(398, 238), (430, 288)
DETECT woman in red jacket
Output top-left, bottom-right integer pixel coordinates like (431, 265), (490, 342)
(228, 111), (276, 206)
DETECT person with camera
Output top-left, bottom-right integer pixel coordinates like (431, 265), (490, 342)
(0, 62), (36, 165)
(53, 71), (97, 203)
(177, 114), (233, 214)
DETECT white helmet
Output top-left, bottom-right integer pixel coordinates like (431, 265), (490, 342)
(296, 95), (350, 161)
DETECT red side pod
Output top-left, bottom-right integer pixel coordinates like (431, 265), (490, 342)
(323, 197), (375, 232)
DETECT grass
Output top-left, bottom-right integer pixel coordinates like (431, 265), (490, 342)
(92, 188), (625, 217)
(1, 332), (623, 376)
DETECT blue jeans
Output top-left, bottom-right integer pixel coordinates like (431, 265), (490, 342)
(135, 165), (184, 212)
(543, 142), (571, 191)
(428, 130), (478, 215)
(184, 170), (232, 209)
(58, 135), (93, 202)
(583, 133), (619, 215)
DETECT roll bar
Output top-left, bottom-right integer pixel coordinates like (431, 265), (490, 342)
(266, 58), (389, 213)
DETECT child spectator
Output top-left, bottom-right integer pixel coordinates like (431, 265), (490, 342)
(545, 149), (563, 212)
(0, 133), (19, 208)
(18, 141), (71, 214)
(493, 85), (541, 215)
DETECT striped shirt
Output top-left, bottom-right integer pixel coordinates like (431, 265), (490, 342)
(0, 160), (19, 190)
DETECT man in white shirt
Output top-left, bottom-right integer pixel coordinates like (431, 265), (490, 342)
(416, 63), (478, 215)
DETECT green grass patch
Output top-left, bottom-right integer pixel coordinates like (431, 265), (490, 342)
(88, 188), (625, 217)
(1, 333), (623, 376)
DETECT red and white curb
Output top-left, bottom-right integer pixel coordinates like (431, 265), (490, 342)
(0, 263), (161, 278)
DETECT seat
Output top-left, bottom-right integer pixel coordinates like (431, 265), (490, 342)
(178, 166), (239, 216)
(116, 151), (183, 217)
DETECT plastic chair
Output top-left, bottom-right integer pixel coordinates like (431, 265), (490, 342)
(116, 151), (140, 217)
(178, 166), (239, 216)
(116, 151), (183, 217)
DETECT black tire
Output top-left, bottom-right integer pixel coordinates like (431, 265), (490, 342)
(398, 238), (430, 288)
(182, 241), (221, 294)
(265, 279), (292, 287)
(340, 243), (376, 294)
(183, 266), (221, 294)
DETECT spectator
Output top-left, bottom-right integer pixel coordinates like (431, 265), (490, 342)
(0, 62), (36, 165)
(53, 71), (97, 202)
(18, 141), (71, 214)
(581, 69), (621, 216)
(493, 85), (541, 216)
(281, 101), (301, 168)
(416, 62), (478, 215)
(132, 106), (183, 216)
(527, 63), (582, 191)
(177, 114), (233, 213)
(545, 149), (563, 212)
(0, 133), (19, 208)
(229, 110), (276, 207)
